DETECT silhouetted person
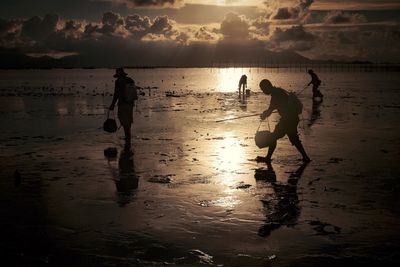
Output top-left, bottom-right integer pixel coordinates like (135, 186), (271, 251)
(238, 74), (247, 99)
(109, 68), (137, 152)
(258, 162), (308, 237)
(259, 79), (311, 163)
(307, 69), (323, 100)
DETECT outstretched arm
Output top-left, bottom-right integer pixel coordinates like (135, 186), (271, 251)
(260, 105), (274, 120)
(260, 96), (276, 120)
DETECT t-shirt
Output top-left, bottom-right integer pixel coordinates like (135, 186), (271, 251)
(115, 76), (135, 104)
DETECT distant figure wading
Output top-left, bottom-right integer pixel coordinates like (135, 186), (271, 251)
(259, 79), (311, 163)
(109, 68), (138, 151)
(307, 69), (323, 100)
(238, 74), (247, 98)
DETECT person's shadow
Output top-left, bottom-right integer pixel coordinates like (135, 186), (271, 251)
(308, 99), (322, 127)
(105, 149), (139, 207)
(256, 162), (309, 237)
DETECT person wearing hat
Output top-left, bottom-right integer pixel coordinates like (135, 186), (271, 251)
(259, 79), (311, 163)
(307, 69), (323, 100)
(109, 68), (136, 151)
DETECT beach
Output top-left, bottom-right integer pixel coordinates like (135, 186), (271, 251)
(1, 68), (400, 266)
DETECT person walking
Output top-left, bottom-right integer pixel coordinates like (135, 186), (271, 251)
(109, 68), (138, 152)
(259, 79), (311, 163)
(307, 69), (323, 100)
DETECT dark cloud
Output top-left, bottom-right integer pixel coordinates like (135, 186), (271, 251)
(251, 17), (269, 32)
(102, 12), (124, 27)
(220, 12), (250, 39)
(125, 14), (151, 32)
(337, 32), (356, 44)
(300, 23), (400, 62)
(274, 8), (296, 20)
(273, 0), (314, 20)
(81, 12), (178, 40)
(0, 18), (21, 40)
(0, 18), (21, 48)
(1, 7), (399, 66)
(194, 26), (219, 42)
(120, 0), (184, 8)
(272, 25), (317, 42)
(149, 16), (173, 33)
(21, 14), (59, 41)
(0, 18), (18, 35)
(269, 25), (317, 51)
(324, 11), (367, 24)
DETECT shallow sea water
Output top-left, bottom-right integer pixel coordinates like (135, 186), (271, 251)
(0, 68), (400, 266)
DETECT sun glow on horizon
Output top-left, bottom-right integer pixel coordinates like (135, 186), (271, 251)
(216, 68), (249, 92)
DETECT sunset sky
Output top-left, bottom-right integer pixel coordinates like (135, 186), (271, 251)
(1, 0), (399, 66)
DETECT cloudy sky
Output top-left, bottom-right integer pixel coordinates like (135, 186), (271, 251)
(1, 0), (399, 67)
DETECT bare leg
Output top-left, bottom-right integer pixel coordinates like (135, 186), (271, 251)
(313, 85), (323, 99)
(294, 142), (311, 162)
(266, 139), (277, 162)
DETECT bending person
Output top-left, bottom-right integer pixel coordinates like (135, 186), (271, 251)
(259, 79), (311, 163)
(238, 74), (247, 97)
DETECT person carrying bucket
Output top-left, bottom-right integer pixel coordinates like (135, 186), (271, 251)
(258, 79), (311, 163)
(109, 68), (138, 152)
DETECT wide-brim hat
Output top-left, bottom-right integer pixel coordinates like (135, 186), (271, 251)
(114, 68), (127, 78)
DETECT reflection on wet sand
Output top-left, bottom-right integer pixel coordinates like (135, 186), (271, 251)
(106, 149), (138, 206)
(257, 162), (308, 237)
(308, 99), (322, 127)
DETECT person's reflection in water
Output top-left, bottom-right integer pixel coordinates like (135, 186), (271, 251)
(308, 99), (322, 127)
(254, 162), (276, 182)
(256, 162), (309, 237)
(114, 150), (139, 207)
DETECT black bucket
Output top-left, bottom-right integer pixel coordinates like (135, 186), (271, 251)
(255, 131), (275, 149)
(103, 111), (117, 133)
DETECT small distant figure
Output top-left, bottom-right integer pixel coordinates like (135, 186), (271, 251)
(307, 69), (323, 100)
(238, 74), (247, 98)
(259, 79), (311, 163)
(109, 68), (138, 152)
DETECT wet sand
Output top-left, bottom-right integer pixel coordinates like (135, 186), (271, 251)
(1, 70), (400, 266)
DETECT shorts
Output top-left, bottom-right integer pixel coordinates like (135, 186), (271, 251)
(273, 116), (301, 145)
(118, 103), (134, 127)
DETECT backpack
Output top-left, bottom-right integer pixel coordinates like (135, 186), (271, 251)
(123, 81), (138, 102)
(287, 92), (303, 115)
